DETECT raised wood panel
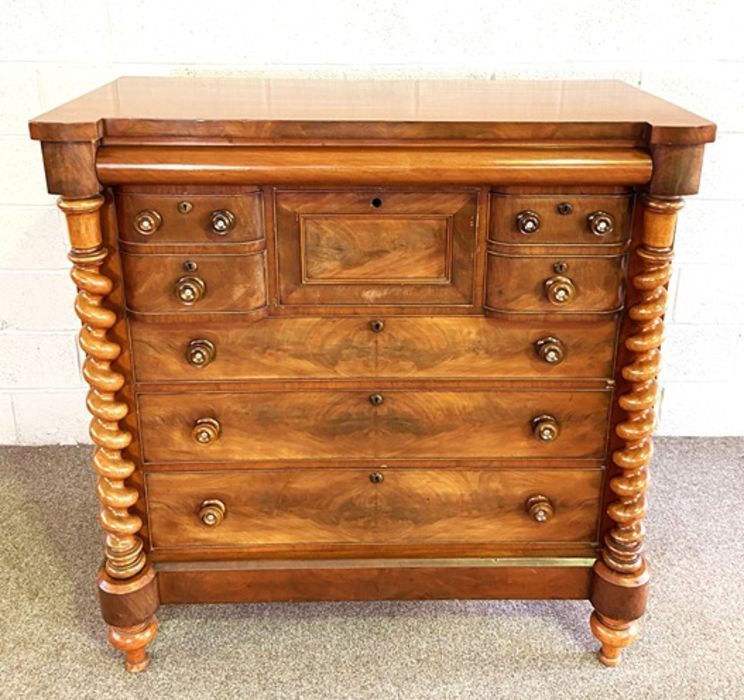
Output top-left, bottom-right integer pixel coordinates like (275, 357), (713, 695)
(490, 193), (633, 246)
(275, 190), (477, 307)
(130, 316), (618, 383)
(146, 468), (602, 548)
(137, 388), (611, 463)
(121, 252), (266, 314)
(485, 253), (625, 314)
(116, 190), (263, 244)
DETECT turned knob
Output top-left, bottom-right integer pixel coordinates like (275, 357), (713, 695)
(210, 209), (236, 234)
(192, 417), (221, 445)
(186, 338), (216, 368)
(199, 498), (226, 526)
(532, 414), (560, 442)
(588, 210), (615, 236)
(535, 336), (566, 365)
(133, 209), (162, 236)
(175, 275), (206, 305)
(369, 393), (384, 406)
(544, 275), (576, 305)
(526, 495), (555, 523)
(516, 209), (541, 235)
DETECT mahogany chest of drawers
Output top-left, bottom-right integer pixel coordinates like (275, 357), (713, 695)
(29, 77), (715, 671)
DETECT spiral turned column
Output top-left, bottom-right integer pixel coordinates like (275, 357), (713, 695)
(590, 194), (683, 666)
(58, 195), (158, 672)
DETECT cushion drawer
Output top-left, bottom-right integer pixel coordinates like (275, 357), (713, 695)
(116, 190), (263, 245)
(121, 252), (267, 314)
(137, 388), (611, 463)
(274, 190), (477, 308)
(131, 316), (618, 382)
(146, 468), (602, 549)
(490, 194), (633, 245)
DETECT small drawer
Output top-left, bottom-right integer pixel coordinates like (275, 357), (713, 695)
(485, 253), (625, 314)
(490, 194), (633, 245)
(131, 316), (618, 382)
(137, 388), (611, 463)
(116, 191), (263, 244)
(146, 467), (602, 549)
(121, 252), (266, 314)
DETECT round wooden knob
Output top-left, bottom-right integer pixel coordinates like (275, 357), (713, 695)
(210, 209), (235, 234)
(369, 393), (384, 406)
(186, 339), (216, 368)
(192, 417), (221, 445)
(175, 275), (206, 304)
(516, 209), (541, 235)
(588, 210), (615, 236)
(535, 336), (566, 365)
(526, 495), (555, 523)
(544, 275), (576, 305)
(133, 209), (162, 236)
(199, 498), (226, 526)
(532, 414), (560, 442)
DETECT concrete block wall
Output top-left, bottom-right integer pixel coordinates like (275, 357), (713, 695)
(0, 1), (742, 443)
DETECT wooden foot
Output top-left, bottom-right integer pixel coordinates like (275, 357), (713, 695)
(108, 617), (158, 673)
(589, 612), (639, 667)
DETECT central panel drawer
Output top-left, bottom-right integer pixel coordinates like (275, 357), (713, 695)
(137, 388), (611, 463)
(146, 468), (602, 548)
(274, 190), (478, 308)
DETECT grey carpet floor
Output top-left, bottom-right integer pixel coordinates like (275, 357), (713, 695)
(0, 438), (742, 699)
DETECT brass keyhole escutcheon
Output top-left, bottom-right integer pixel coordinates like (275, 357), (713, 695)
(369, 393), (384, 406)
(557, 202), (573, 216)
(369, 472), (384, 484)
(370, 319), (384, 333)
(371, 197), (383, 208)
(177, 201), (193, 214)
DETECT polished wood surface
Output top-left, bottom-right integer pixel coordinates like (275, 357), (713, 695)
(130, 316), (618, 382)
(146, 468), (601, 549)
(31, 76), (715, 670)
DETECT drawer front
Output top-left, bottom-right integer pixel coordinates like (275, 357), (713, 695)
(131, 316), (617, 382)
(275, 190), (478, 307)
(122, 252), (267, 313)
(485, 254), (625, 313)
(490, 194), (633, 245)
(138, 389), (611, 462)
(117, 191), (263, 244)
(146, 468), (602, 548)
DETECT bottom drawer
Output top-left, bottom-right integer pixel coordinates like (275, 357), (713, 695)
(146, 468), (601, 549)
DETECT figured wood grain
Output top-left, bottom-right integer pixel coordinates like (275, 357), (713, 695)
(146, 468), (601, 549)
(137, 388), (611, 463)
(130, 316), (618, 382)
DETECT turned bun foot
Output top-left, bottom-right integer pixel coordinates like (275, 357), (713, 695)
(108, 617), (158, 673)
(589, 612), (640, 667)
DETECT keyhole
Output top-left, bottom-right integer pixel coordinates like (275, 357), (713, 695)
(371, 197), (383, 209)
(183, 260), (198, 272)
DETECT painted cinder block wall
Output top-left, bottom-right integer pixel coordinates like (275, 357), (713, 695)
(0, 1), (742, 444)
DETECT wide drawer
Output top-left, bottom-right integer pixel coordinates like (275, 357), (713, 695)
(146, 468), (602, 548)
(131, 316), (618, 382)
(274, 190), (478, 308)
(137, 388), (611, 463)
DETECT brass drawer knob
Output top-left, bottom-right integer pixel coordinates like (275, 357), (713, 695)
(588, 210), (615, 236)
(210, 209), (236, 234)
(199, 498), (226, 526)
(532, 414), (560, 442)
(369, 393), (384, 406)
(535, 336), (566, 365)
(133, 209), (162, 236)
(370, 319), (385, 333)
(516, 209), (541, 234)
(186, 338), (216, 368)
(192, 417), (221, 445)
(544, 275), (576, 305)
(526, 495), (555, 523)
(176, 275), (206, 304)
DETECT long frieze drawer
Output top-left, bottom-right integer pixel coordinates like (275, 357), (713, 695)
(146, 468), (602, 548)
(274, 190), (478, 307)
(116, 190), (263, 244)
(485, 253), (625, 313)
(121, 252), (266, 313)
(137, 389), (611, 462)
(131, 316), (618, 382)
(490, 193), (633, 245)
